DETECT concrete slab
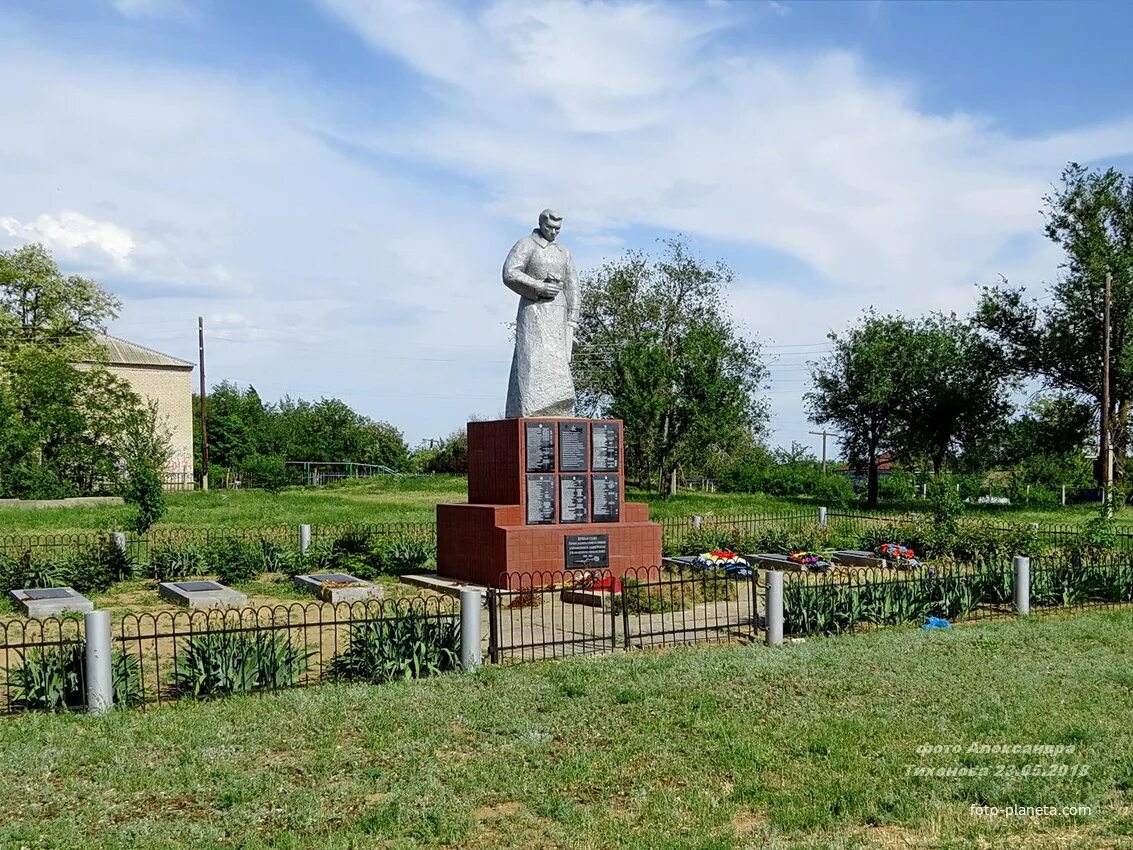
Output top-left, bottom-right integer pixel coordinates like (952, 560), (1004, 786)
(400, 572), (488, 599)
(293, 572), (383, 605)
(157, 580), (247, 608)
(560, 587), (614, 608)
(8, 586), (93, 619)
(833, 550), (886, 568)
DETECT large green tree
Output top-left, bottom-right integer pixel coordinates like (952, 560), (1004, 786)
(977, 162), (1133, 485)
(807, 311), (1012, 505)
(0, 243), (151, 498)
(574, 239), (767, 495)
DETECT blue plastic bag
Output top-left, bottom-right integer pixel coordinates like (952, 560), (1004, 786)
(921, 616), (951, 630)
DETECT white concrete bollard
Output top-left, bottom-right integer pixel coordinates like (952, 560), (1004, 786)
(299, 524), (311, 556)
(1013, 556), (1030, 616)
(460, 588), (482, 672)
(112, 532), (127, 555)
(84, 610), (114, 715)
(765, 571), (784, 646)
(818, 506), (828, 527)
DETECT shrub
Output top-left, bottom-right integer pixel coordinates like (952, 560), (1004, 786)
(370, 536), (434, 576)
(240, 454), (290, 493)
(0, 551), (70, 595)
(172, 631), (310, 698)
(206, 537), (261, 586)
(8, 645), (142, 711)
(150, 543), (208, 582)
(612, 578), (686, 614)
(124, 464), (166, 534)
(329, 612), (460, 683)
(68, 539), (135, 593)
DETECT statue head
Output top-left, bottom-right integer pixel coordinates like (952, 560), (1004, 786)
(538, 209), (563, 243)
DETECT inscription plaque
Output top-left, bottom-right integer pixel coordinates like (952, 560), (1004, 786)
(591, 422), (620, 472)
(591, 474), (620, 522)
(558, 422), (588, 472)
(565, 534), (609, 568)
(525, 422), (555, 472)
(559, 474), (589, 523)
(526, 474), (556, 525)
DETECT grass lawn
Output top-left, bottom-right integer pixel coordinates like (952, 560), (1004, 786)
(2, 610), (1130, 849)
(0, 476), (1110, 535)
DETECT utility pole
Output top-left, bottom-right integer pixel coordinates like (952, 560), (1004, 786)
(1100, 271), (1113, 513)
(809, 430), (832, 474)
(198, 316), (209, 493)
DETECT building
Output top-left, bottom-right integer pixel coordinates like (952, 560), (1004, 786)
(90, 334), (196, 489)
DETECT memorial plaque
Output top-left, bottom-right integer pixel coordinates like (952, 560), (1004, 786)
(559, 474), (589, 524)
(176, 581), (224, 592)
(564, 534), (609, 568)
(22, 588), (73, 600)
(309, 573), (361, 584)
(591, 422), (620, 472)
(558, 422), (588, 472)
(526, 474), (556, 525)
(525, 421), (555, 472)
(591, 474), (620, 522)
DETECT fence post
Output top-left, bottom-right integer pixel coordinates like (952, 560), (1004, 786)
(298, 524), (311, 556)
(692, 515), (702, 530)
(818, 506), (828, 527)
(112, 532), (127, 556)
(84, 610), (114, 715)
(1061, 485), (1066, 507)
(1013, 555), (1030, 617)
(460, 588), (482, 672)
(765, 571), (784, 646)
(486, 588), (499, 664)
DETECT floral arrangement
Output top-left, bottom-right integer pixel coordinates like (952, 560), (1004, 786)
(787, 550), (833, 571)
(570, 571), (622, 593)
(693, 550), (752, 577)
(877, 543), (920, 568)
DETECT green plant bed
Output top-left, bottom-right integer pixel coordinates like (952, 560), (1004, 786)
(329, 611), (460, 683)
(172, 631), (311, 698)
(8, 645), (142, 711)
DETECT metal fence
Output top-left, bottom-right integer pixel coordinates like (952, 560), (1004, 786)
(1, 598), (458, 714)
(488, 566), (759, 663)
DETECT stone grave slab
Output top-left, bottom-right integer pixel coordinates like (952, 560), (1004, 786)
(559, 587), (614, 608)
(158, 580), (247, 608)
(293, 572), (383, 605)
(8, 586), (93, 619)
(746, 553), (802, 571)
(833, 550), (885, 568)
(399, 572), (488, 599)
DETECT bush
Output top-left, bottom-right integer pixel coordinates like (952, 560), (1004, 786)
(124, 464), (166, 534)
(68, 539), (135, 593)
(329, 611), (460, 683)
(240, 455), (290, 493)
(150, 543), (208, 582)
(207, 538), (262, 586)
(9, 645), (142, 711)
(370, 536), (434, 576)
(0, 551), (70, 595)
(172, 631), (310, 698)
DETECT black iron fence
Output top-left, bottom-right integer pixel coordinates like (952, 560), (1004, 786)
(488, 566), (759, 663)
(1, 598), (458, 714)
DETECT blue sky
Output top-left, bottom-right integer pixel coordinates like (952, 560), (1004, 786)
(2, 0), (1132, 456)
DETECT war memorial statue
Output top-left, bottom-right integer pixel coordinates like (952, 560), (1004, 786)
(503, 209), (579, 418)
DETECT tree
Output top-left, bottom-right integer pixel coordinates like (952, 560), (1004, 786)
(977, 162), (1133, 485)
(807, 311), (1014, 506)
(806, 313), (908, 506)
(574, 239), (768, 495)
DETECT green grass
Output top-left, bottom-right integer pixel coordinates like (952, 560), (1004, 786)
(0, 476), (1112, 536)
(2, 610), (1131, 848)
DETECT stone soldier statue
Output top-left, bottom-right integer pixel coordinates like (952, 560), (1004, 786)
(503, 209), (579, 418)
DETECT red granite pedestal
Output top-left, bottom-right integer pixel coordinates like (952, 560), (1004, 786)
(436, 418), (663, 588)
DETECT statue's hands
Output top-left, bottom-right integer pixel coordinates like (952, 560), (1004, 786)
(540, 276), (562, 299)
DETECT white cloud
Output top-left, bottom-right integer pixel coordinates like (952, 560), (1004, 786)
(4, 1), (1132, 447)
(0, 211), (137, 269)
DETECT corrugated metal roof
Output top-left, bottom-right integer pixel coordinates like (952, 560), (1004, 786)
(92, 334), (194, 369)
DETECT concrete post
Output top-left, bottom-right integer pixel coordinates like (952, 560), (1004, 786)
(692, 515), (702, 530)
(299, 524), (311, 556)
(818, 506), (828, 527)
(460, 588), (482, 672)
(1061, 485), (1067, 507)
(112, 532), (127, 555)
(765, 571), (784, 646)
(84, 610), (114, 715)
(1013, 556), (1030, 617)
